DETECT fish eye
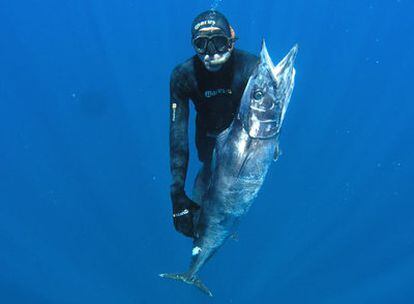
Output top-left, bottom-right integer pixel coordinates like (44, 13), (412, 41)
(253, 90), (264, 100)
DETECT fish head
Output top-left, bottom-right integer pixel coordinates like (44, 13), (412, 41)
(239, 41), (298, 139)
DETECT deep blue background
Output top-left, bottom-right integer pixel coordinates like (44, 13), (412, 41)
(1, 0), (413, 303)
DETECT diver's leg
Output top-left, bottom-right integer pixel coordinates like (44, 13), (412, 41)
(192, 162), (212, 205)
(192, 129), (215, 205)
(191, 161), (212, 237)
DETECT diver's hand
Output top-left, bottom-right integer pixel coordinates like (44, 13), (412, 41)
(171, 191), (200, 238)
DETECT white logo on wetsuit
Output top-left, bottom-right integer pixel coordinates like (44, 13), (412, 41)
(204, 88), (232, 98)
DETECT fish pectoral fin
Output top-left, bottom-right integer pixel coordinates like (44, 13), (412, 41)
(273, 141), (282, 161)
(159, 272), (213, 297)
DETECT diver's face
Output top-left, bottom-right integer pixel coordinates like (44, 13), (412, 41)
(193, 28), (233, 72)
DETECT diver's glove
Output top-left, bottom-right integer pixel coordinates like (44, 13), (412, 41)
(171, 190), (200, 238)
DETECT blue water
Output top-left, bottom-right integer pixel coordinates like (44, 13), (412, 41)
(1, 0), (413, 303)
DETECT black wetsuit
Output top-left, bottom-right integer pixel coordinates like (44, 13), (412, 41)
(169, 49), (258, 196)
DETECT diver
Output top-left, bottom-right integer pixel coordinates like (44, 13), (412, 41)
(169, 10), (258, 238)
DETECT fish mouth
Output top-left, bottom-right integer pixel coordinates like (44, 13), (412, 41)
(250, 103), (275, 112)
(254, 118), (278, 123)
(261, 40), (298, 82)
(271, 43), (298, 81)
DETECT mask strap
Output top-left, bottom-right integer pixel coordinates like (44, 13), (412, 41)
(229, 26), (236, 51)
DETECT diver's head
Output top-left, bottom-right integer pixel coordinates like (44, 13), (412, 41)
(191, 10), (236, 72)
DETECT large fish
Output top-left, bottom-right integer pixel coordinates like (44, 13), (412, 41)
(161, 41), (298, 296)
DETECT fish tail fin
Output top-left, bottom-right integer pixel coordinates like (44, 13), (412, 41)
(159, 272), (213, 297)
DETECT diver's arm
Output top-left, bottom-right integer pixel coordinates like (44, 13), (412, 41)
(169, 68), (199, 238)
(169, 99), (189, 196)
(169, 72), (190, 196)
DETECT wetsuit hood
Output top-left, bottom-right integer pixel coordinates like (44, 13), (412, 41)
(191, 10), (232, 39)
